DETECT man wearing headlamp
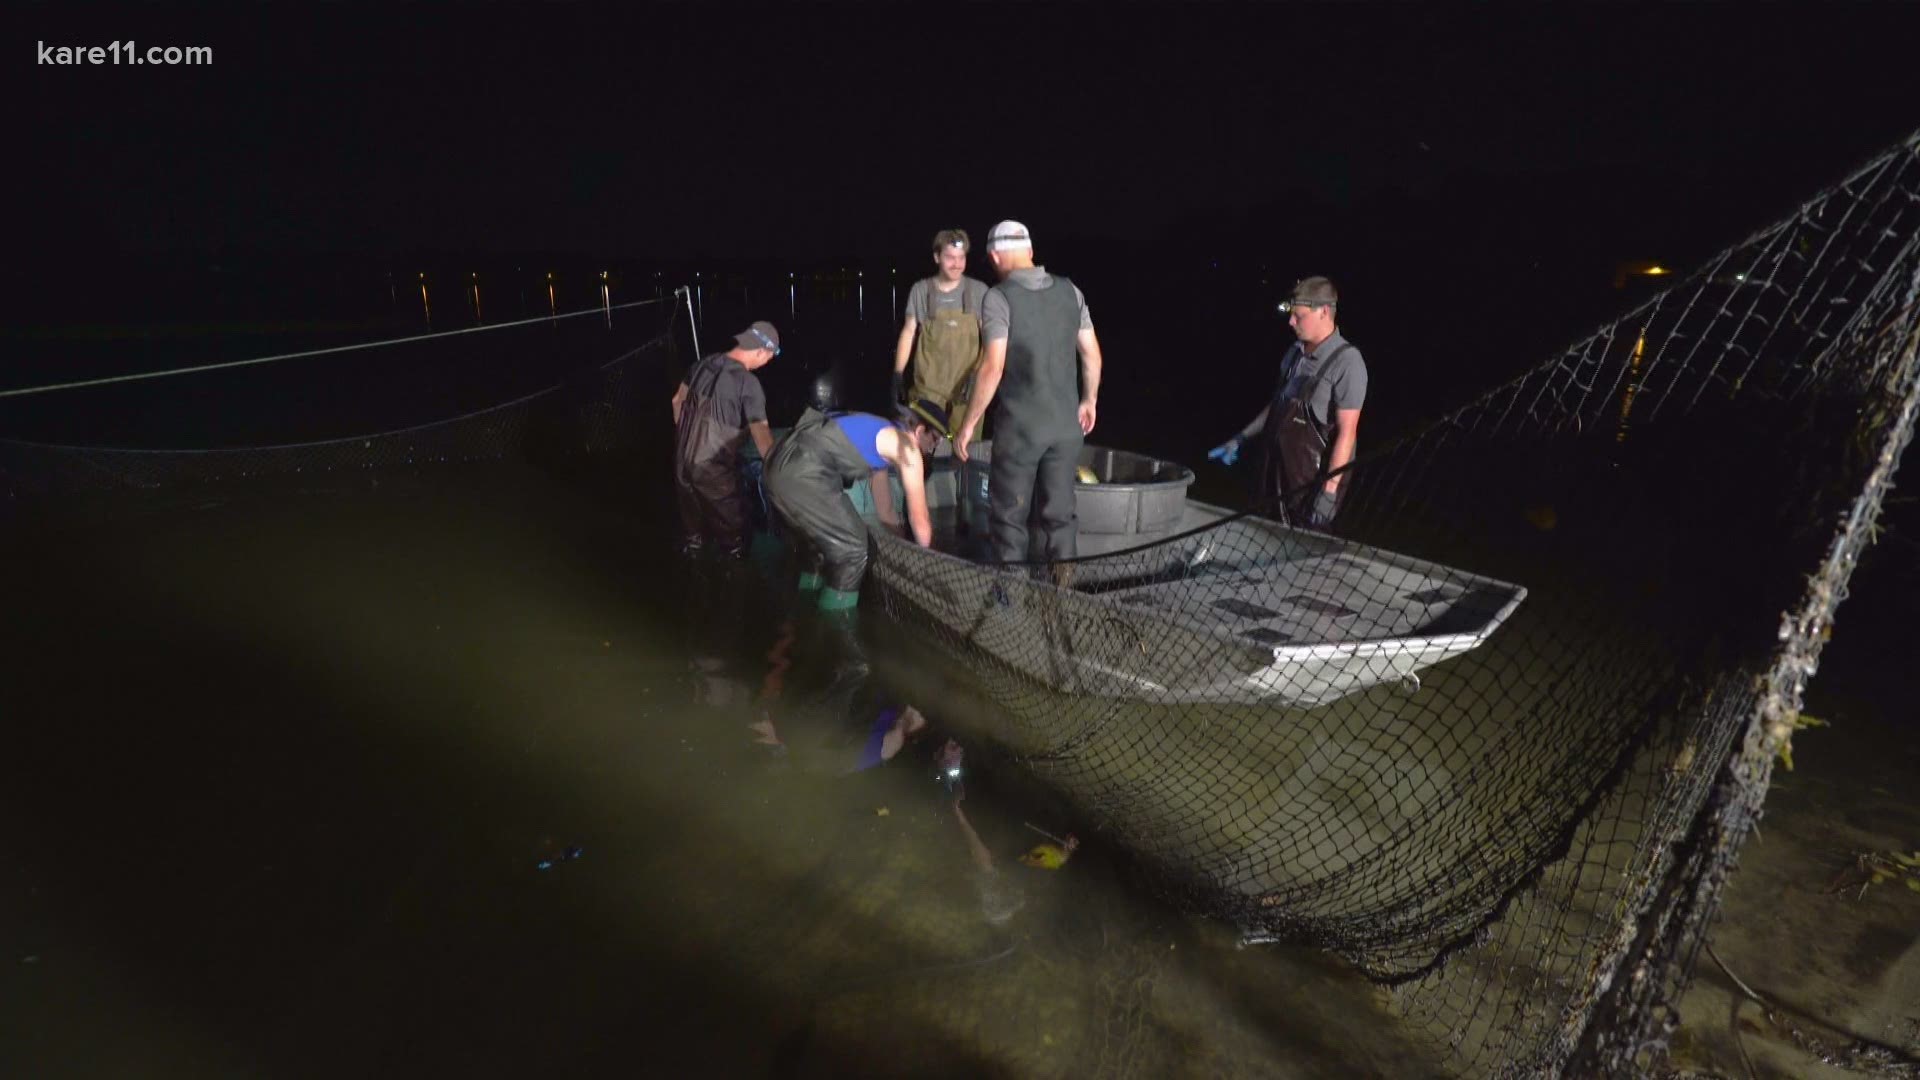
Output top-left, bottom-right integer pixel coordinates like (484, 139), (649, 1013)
(1209, 277), (1368, 530)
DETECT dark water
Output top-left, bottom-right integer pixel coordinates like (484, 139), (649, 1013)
(0, 462), (1448, 1078)
(3, 258), (1915, 1076)
(1, 251), (1655, 459)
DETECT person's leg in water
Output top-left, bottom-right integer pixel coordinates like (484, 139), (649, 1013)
(952, 783), (1026, 926)
(816, 602), (869, 691)
(798, 484), (869, 686)
(710, 469), (752, 560)
(675, 471), (706, 558)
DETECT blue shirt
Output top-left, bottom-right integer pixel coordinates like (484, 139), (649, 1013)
(831, 412), (891, 469)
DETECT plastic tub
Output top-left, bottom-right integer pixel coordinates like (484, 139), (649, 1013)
(961, 442), (1194, 535)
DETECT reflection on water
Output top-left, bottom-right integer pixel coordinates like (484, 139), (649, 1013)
(1615, 331), (1646, 444)
(0, 464), (1442, 1077)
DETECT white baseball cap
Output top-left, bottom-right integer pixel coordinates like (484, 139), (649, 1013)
(986, 220), (1032, 252)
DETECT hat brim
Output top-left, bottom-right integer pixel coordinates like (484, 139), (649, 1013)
(906, 401), (951, 439)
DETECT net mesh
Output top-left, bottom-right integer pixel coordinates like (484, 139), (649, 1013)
(866, 130), (1920, 1076)
(2, 131), (1916, 1074)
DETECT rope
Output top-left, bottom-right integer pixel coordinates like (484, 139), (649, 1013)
(0, 336), (667, 456)
(1705, 942), (1920, 1078)
(0, 295), (671, 401)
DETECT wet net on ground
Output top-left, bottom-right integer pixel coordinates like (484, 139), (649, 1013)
(866, 130), (1920, 1076)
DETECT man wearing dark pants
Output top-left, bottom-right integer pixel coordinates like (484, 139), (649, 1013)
(671, 321), (779, 558)
(765, 402), (942, 611)
(1208, 277), (1368, 530)
(765, 402), (943, 685)
(954, 220), (1103, 572)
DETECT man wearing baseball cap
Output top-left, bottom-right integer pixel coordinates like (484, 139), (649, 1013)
(1208, 276), (1368, 529)
(955, 220), (1104, 570)
(671, 320), (781, 558)
(763, 397), (945, 611)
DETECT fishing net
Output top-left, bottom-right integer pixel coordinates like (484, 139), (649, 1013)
(866, 129), (1920, 1076)
(4, 129), (1915, 1074)
(0, 299), (677, 500)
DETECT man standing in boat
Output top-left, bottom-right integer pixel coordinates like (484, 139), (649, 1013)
(954, 220), (1104, 569)
(1209, 277), (1367, 530)
(892, 228), (991, 446)
(671, 320), (780, 559)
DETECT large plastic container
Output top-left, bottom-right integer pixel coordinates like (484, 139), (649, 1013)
(960, 442), (1194, 536)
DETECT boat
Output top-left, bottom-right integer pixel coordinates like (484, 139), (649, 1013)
(860, 444), (1527, 708)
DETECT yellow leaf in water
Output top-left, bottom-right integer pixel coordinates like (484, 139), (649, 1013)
(875, 807), (890, 817)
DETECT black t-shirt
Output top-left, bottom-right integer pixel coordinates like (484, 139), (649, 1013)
(684, 353), (768, 427)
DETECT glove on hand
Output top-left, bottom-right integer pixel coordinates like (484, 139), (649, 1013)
(1308, 487), (1339, 529)
(890, 372), (907, 406)
(1206, 437), (1242, 467)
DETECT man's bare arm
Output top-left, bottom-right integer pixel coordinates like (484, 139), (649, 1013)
(1076, 327), (1103, 435)
(896, 445), (934, 547)
(954, 337), (1007, 461)
(893, 315), (918, 375)
(1238, 405), (1270, 440)
(749, 420), (775, 460)
(1077, 328), (1103, 404)
(671, 382), (688, 425)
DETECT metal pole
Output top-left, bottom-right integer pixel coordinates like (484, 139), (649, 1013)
(681, 285), (701, 359)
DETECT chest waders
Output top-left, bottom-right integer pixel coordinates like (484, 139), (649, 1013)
(988, 278), (1084, 566)
(1260, 342), (1353, 528)
(765, 408), (882, 607)
(912, 283), (984, 436)
(674, 356), (752, 555)
(764, 408), (884, 685)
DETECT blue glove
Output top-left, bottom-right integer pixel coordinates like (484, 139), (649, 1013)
(1308, 487), (1339, 529)
(1207, 437), (1242, 467)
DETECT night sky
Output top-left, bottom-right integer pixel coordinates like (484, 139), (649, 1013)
(16, 5), (1920, 270)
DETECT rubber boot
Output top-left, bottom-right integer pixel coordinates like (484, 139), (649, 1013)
(817, 605), (870, 691)
(797, 571), (825, 593)
(818, 586), (859, 611)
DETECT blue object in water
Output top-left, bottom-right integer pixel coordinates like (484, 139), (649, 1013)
(854, 706), (902, 772)
(536, 845), (584, 871)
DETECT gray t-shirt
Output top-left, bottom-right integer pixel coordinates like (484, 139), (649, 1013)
(1280, 331), (1368, 428)
(906, 276), (989, 324)
(682, 353), (768, 428)
(979, 267), (1093, 342)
